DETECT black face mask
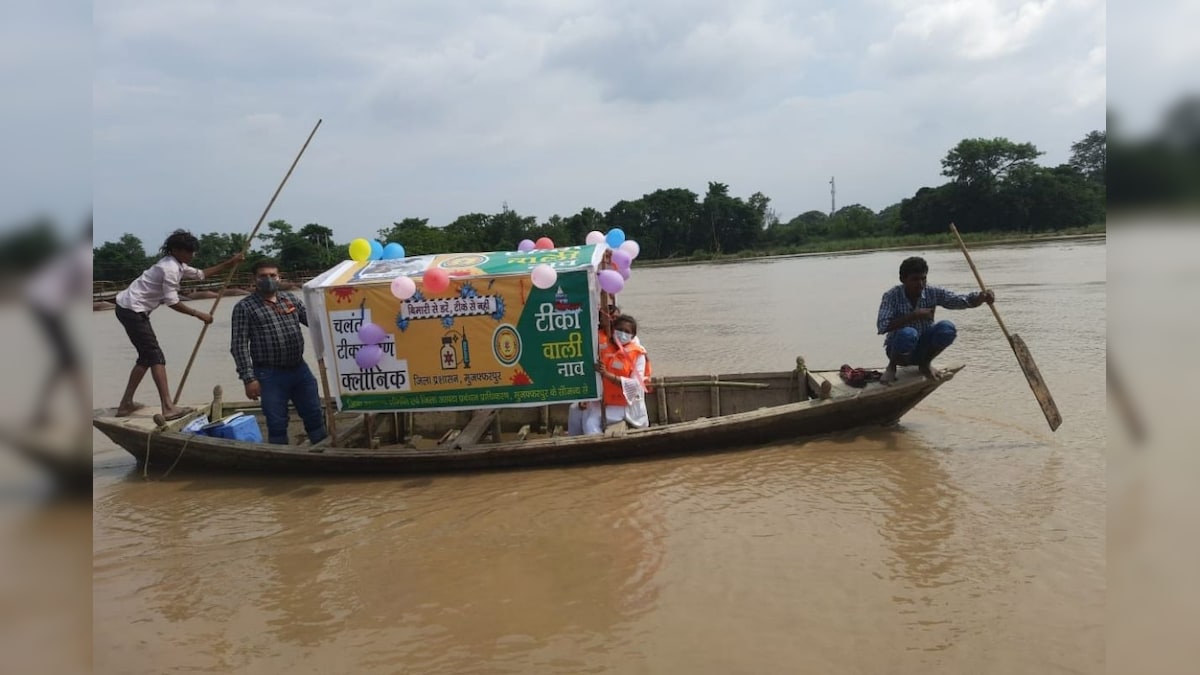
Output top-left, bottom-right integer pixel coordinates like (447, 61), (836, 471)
(256, 277), (279, 294)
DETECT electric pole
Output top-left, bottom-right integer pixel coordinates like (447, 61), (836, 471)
(829, 176), (836, 217)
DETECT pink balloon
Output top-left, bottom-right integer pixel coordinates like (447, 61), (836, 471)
(611, 249), (632, 269)
(598, 269), (624, 294)
(518, 238), (535, 252)
(530, 263), (557, 290)
(535, 237), (555, 250)
(358, 322), (387, 345)
(423, 267), (450, 293)
(390, 275), (416, 300)
(356, 344), (384, 369)
(585, 230), (605, 245)
(618, 266), (631, 280)
(619, 240), (640, 259)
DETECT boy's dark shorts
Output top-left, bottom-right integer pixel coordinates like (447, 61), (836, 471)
(115, 305), (166, 367)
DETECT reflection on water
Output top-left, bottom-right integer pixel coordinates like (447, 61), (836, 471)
(93, 240), (1105, 673)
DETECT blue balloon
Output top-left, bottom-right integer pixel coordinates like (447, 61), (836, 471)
(369, 239), (384, 260)
(382, 242), (406, 260)
(605, 228), (626, 248)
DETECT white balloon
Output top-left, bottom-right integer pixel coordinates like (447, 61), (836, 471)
(531, 264), (558, 290)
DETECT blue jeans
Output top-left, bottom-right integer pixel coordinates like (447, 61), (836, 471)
(255, 363), (327, 445)
(887, 320), (957, 365)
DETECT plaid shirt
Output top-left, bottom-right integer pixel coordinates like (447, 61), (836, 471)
(876, 285), (977, 349)
(231, 292), (309, 382)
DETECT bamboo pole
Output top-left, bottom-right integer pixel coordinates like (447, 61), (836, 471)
(173, 119), (323, 404)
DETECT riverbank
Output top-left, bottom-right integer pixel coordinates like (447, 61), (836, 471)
(638, 224), (1106, 268)
(91, 225), (1105, 306)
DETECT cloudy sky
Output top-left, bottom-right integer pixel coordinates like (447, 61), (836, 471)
(86, 0), (1109, 248)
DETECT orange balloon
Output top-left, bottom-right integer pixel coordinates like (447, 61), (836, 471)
(423, 267), (450, 293)
(535, 237), (554, 250)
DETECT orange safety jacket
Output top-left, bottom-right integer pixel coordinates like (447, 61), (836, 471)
(600, 339), (649, 407)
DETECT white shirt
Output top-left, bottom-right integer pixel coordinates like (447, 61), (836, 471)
(115, 255), (204, 314)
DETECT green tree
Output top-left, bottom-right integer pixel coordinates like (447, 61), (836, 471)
(876, 203), (903, 235)
(828, 204), (876, 238)
(562, 207), (606, 249)
(257, 220), (294, 258)
(193, 232), (248, 270)
(93, 233), (150, 282)
(699, 182), (760, 254)
(296, 223), (339, 269)
(484, 206), (537, 250)
(1000, 165), (1103, 231)
(899, 185), (959, 234)
(941, 138), (1044, 188)
(378, 217), (450, 255)
(1069, 130), (1106, 184)
(255, 220), (328, 273)
(443, 213), (489, 251)
(538, 215), (571, 248)
(605, 199), (649, 248)
(638, 188), (698, 259)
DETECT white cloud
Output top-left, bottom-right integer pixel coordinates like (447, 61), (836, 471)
(90, 0), (1106, 247)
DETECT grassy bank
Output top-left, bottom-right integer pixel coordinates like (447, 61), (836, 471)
(642, 223), (1106, 267)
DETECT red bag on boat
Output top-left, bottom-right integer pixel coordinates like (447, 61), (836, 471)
(839, 364), (882, 388)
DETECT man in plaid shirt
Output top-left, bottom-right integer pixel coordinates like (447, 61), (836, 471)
(231, 259), (327, 444)
(877, 256), (993, 383)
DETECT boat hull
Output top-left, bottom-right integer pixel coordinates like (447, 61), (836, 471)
(92, 365), (956, 475)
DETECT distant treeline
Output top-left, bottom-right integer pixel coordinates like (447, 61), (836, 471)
(88, 130), (1116, 283)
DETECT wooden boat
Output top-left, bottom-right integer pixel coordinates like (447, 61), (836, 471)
(91, 359), (962, 475)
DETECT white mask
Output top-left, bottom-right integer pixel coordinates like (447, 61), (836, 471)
(614, 330), (634, 345)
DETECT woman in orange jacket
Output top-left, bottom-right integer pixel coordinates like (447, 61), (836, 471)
(583, 314), (650, 434)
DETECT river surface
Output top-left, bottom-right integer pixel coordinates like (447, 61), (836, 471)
(92, 239), (1105, 674)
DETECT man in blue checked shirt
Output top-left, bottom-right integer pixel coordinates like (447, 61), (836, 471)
(231, 259), (327, 445)
(877, 256), (993, 384)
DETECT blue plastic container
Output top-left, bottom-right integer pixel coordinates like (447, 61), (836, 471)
(202, 413), (263, 443)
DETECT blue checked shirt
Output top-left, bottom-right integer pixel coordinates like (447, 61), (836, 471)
(876, 285), (977, 349)
(231, 292), (309, 382)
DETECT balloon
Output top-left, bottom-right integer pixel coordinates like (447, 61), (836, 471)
(390, 275), (416, 300)
(382, 242), (406, 259)
(423, 267), (450, 293)
(611, 249), (632, 269)
(605, 228), (626, 248)
(348, 238), (371, 262)
(369, 239), (384, 260)
(535, 237), (555, 250)
(619, 239), (640, 259)
(618, 265), (631, 280)
(518, 238), (536, 252)
(355, 344), (384, 369)
(358, 322), (387, 345)
(598, 269), (624, 294)
(530, 264), (557, 290)
(585, 230), (605, 245)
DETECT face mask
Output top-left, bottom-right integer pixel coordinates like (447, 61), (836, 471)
(614, 330), (633, 345)
(256, 277), (279, 294)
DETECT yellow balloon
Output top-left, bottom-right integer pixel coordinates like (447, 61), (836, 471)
(348, 238), (371, 262)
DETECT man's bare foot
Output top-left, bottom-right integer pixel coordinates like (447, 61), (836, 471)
(115, 401), (146, 417)
(161, 407), (192, 421)
(880, 367), (897, 385)
(917, 363), (943, 381)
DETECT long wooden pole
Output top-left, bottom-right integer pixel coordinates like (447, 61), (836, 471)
(949, 223), (1062, 431)
(173, 119), (323, 404)
(316, 357), (339, 446)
